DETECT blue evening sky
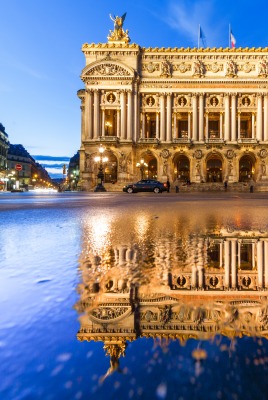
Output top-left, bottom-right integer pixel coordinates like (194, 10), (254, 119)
(1, 0), (267, 158)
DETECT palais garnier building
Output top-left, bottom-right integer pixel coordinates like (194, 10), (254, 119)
(78, 14), (268, 191)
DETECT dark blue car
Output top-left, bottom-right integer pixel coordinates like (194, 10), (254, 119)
(123, 179), (167, 193)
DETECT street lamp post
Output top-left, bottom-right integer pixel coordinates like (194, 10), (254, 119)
(94, 145), (108, 192)
(136, 159), (148, 179)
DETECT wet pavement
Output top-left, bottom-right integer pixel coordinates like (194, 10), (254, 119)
(1, 191), (268, 400)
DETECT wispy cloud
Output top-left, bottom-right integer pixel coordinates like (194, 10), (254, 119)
(165, 0), (223, 47)
(13, 63), (49, 80)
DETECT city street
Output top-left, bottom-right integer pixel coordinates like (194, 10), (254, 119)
(1, 192), (268, 400)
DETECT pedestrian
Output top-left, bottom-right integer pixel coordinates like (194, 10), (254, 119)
(249, 179), (254, 193)
(174, 177), (179, 193)
(166, 178), (170, 193)
(224, 180), (228, 191)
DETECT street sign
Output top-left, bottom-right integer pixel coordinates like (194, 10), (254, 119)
(15, 164), (22, 171)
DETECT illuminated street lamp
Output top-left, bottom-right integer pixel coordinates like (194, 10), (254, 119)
(136, 159), (148, 179)
(94, 145), (108, 192)
(70, 169), (79, 190)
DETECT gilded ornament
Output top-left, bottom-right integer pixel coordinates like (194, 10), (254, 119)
(147, 62), (156, 73)
(161, 149), (170, 159)
(194, 149), (202, 159)
(259, 148), (267, 159)
(108, 13), (130, 44)
(226, 149), (235, 159)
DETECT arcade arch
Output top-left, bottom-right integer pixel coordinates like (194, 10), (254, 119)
(138, 152), (158, 179)
(104, 151), (118, 183)
(239, 154), (255, 182)
(173, 154), (190, 182)
(206, 154), (223, 182)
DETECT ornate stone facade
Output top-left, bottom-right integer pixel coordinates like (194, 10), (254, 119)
(78, 18), (268, 190)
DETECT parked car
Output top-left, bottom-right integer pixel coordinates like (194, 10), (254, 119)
(123, 179), (167, 193)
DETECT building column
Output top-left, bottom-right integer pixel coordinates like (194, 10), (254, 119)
(199, 94), (204, 141)
(156, 112), (160, 139)
(264, 95), (268, 141)
(224, 94), (230, 141)
(205, 112), (209, 139)
(120, 91), (127, 140)
(141, 112), (145, 139)
(188, 112), (191, 139)
(191, 265), (197, 288)
(220, 112), (223, 139)
(117, 108), (120, 137)
(101, 109), (105, 136)
(231, 239), (237, 289)
(252, 242), (256, 269)
(197, 266), (204, 288)
(88, 90), (93, 139)
(133, 84), (138, 143)
(264, 240), (268, 288)
(257, 240), (264, 288)
(252, 113), (255, 139)
(160, 94), (166, 141)
(166, 94), (172, 142)
(192, 95), (198, 141)
(173, 113), (177, 139)
(127, 91), (133, 140)
(237, 112), (241, 139)
(80, 103), (85, 142)
(93, 89), (100, 139)
(84, 90), (89, 141)
(219, 241), (223, 268)
(224, 240), (230, 288)
(257, 94), (263, 141)
(231, 94), (236, 142)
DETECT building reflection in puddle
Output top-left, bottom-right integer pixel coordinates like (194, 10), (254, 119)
(75, 209), (268, 381)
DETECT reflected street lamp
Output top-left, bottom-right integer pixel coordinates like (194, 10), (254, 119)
(136, 159), (148, 179)
(94, 145), (108, 192)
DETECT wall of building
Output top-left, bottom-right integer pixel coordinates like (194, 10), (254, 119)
(78, 37), (268, 190)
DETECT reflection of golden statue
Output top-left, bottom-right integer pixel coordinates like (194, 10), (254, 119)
(108, 12), (130, 43)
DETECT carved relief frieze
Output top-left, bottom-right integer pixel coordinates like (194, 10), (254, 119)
(205, 62), (223, 73)
(242, 62), (255, 73)
(85, 63), (131, 78)
(142, 62), (160, 73)
(91, 306), (130, 321)
(173, 62), (191, 73)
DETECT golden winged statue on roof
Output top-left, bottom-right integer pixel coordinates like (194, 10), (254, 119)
(108, 12), (130, 43)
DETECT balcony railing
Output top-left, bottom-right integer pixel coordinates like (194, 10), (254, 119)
(238, 138), (258, 144)
(205, 137), (225, 143)
(98, 136), (119, 143)
(139, 137), (160, 144)
(173, 137), (191, 144)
